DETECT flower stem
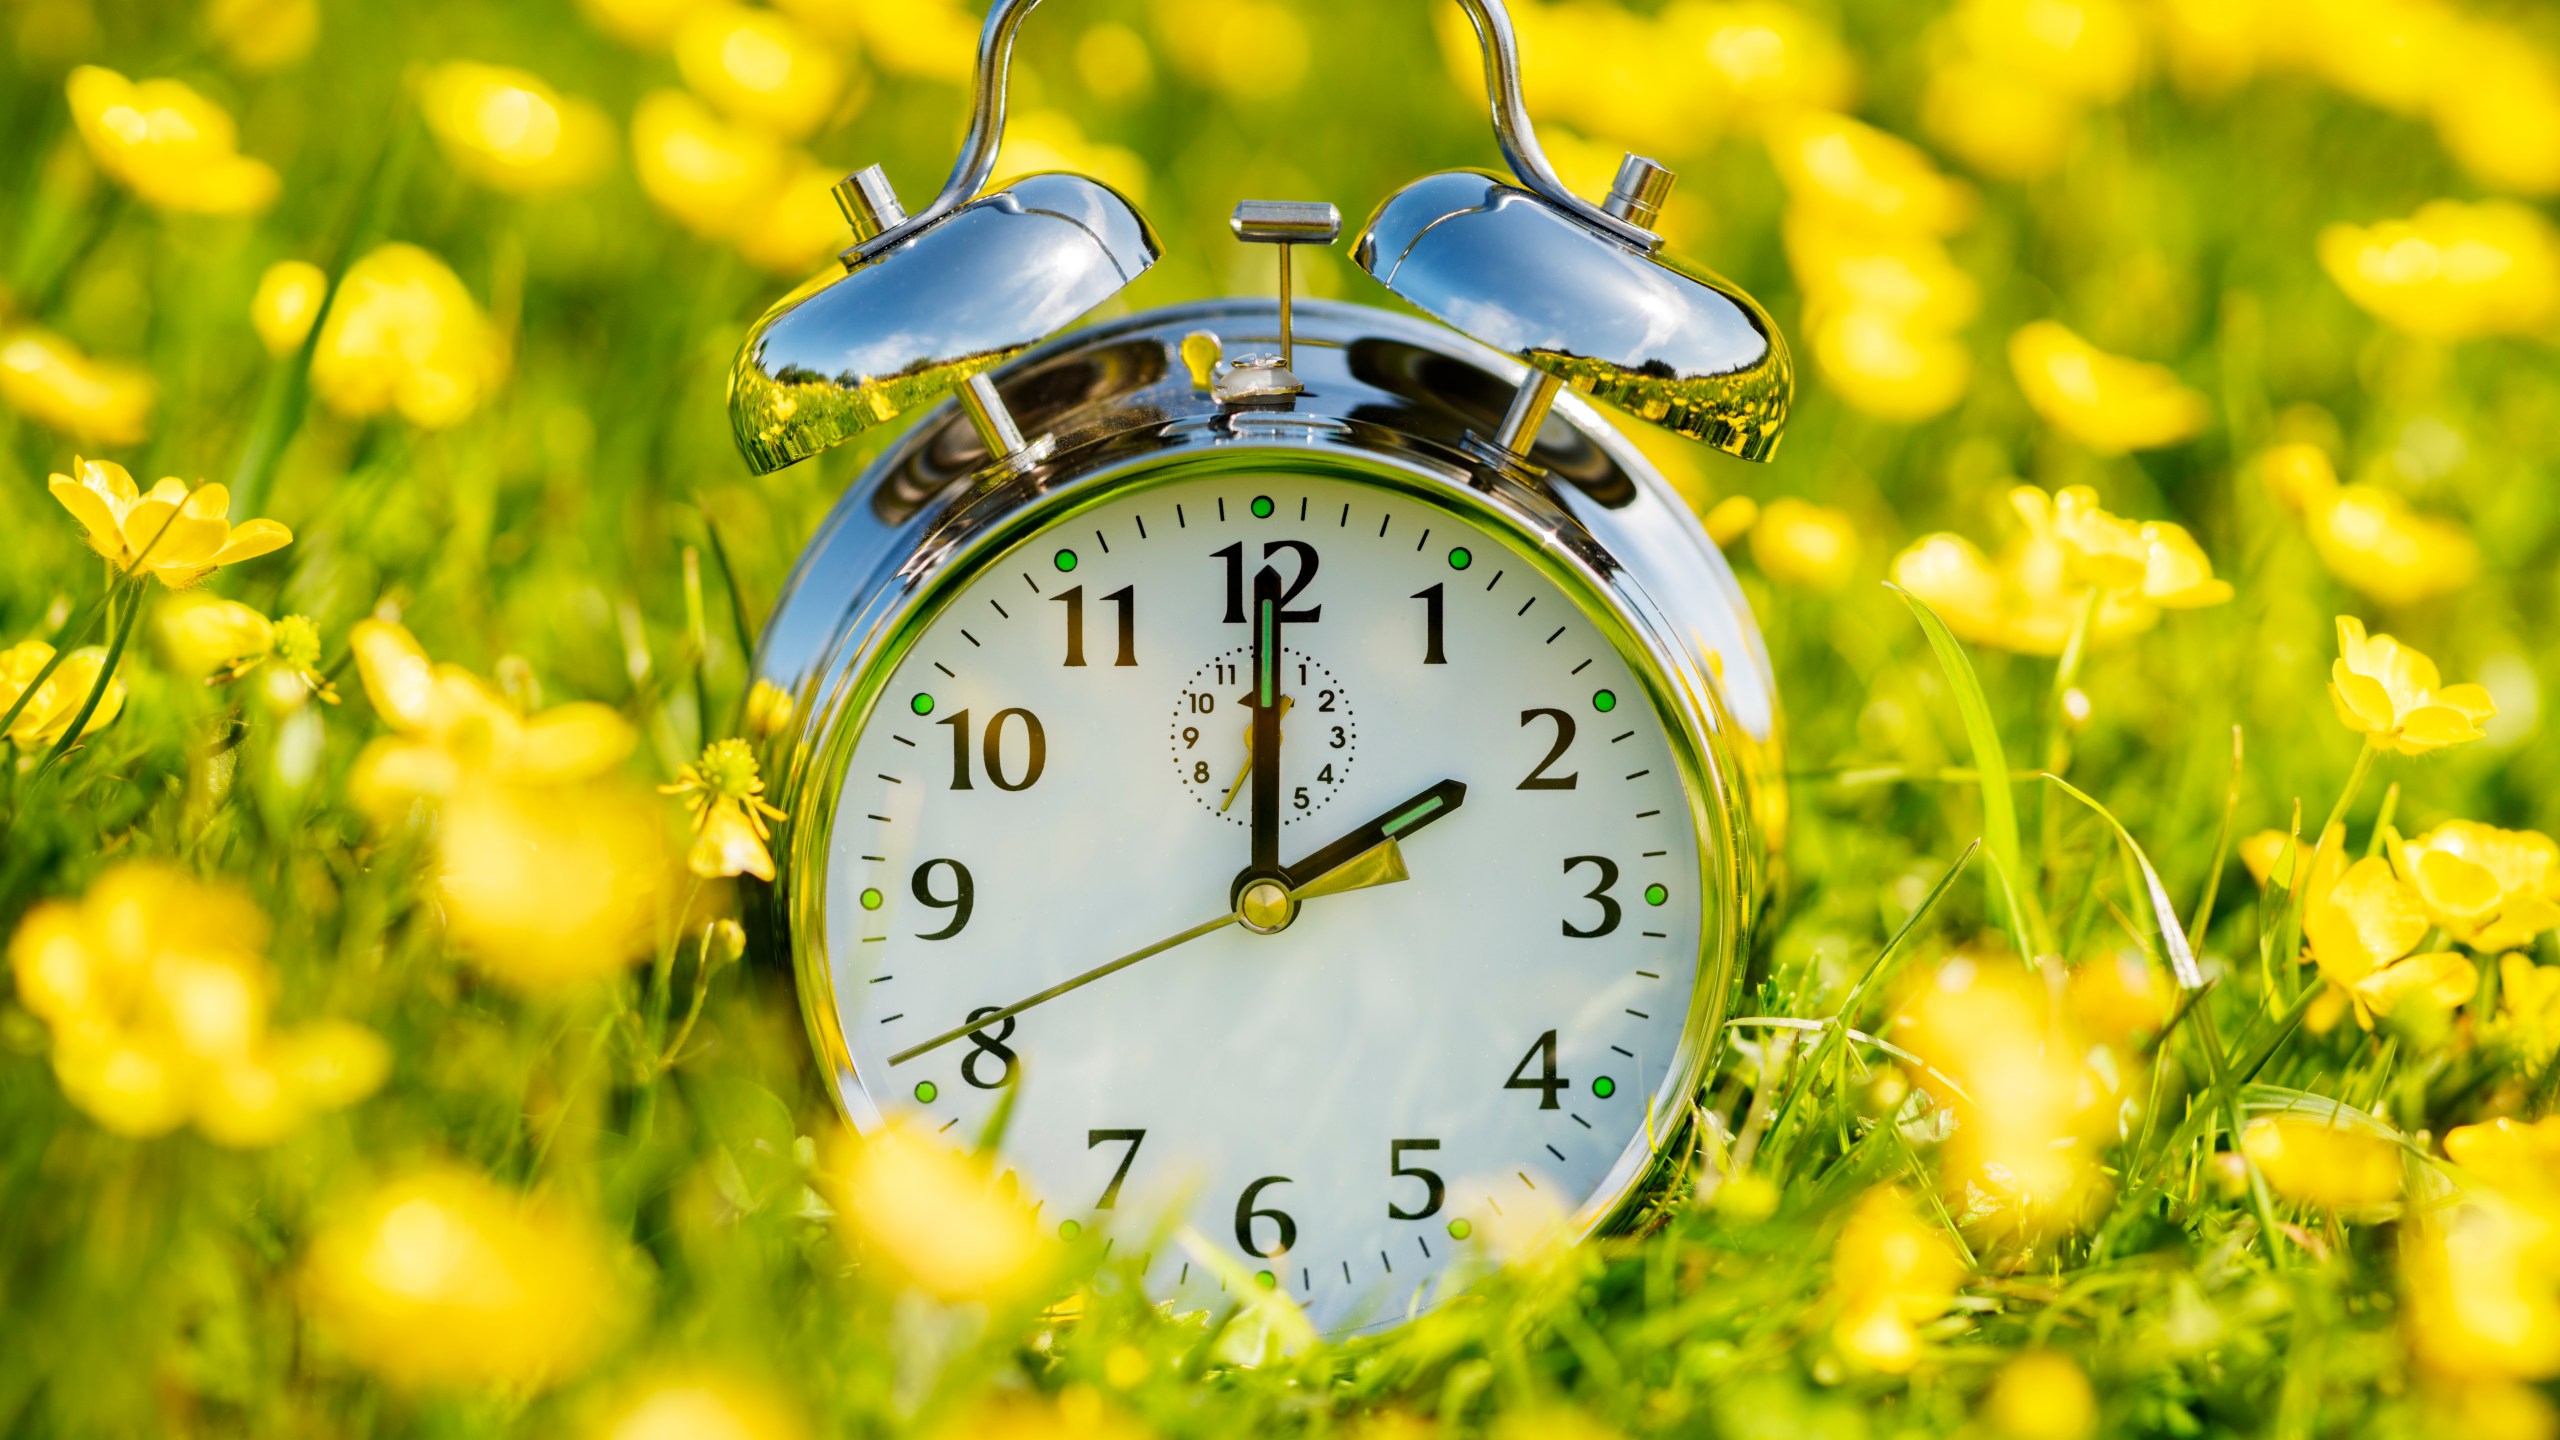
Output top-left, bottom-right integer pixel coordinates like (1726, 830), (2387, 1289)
(2036, 585), (2107, 895)
(38, 575), (145, 769)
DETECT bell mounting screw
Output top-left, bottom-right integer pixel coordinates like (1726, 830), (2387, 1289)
(834, 162), (1033, 464)
(833, 163), (908, 245)
(1490, 152), (1677, 461)
(1229, 200), (1341, 374)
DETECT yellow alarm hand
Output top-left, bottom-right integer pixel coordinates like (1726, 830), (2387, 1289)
(1217, 694), (1292, 813)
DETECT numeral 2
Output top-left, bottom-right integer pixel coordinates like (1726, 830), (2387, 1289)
(1519, 708), (1578, 790)
(1215, 540), (1321, 623)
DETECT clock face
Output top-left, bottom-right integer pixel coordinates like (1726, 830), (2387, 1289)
(814, 465), (1716, 1332)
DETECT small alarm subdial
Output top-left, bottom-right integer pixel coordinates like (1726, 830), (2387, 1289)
(1167, 644), (1357, 825)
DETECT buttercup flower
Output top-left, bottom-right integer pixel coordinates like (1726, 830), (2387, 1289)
(158, 594), (337, 700)
(2393, 821), (2560, 953)
(251, 260), (328, 357)
(347, 619), (635, 817)
(782, 0), (979, 81)
(0, 641), (125, 751)
(1765, 111), (1974, 235)
(65, 65), (279, 214)
(300, 1164), (630, 1391)
(2429, 27), (2560, 198)
(1946, 0), (2144, 103)
(576, 0), (688, 48)
(825, 1122), (1048, 1306)
(2318, 200), (2560, 341)
(1786, 217), (1977, 420)
(2259, 443), (2478, 606)
(674, 5), (844, 141)
(598, 1371), (807, 1440)
(744, 679), (796, 740)
(2303, 853), (2477, 1030)
(2010, 485), (2232, 606)
(1892, 487), (2220, 656)
(999, 109), (1149, 205)
(732, 158), (856, 277)
(1900, 956), (2110, 1227)
(1826, 1187), (1965, 1373)
(438, 779), (673, 991)
(663, 738), (788, 881)
(2446, 1116), (2560, 1204)
(1921, 57), (2081, 181)
(2241, 1115), (2403, 1212)
(7, 862), (386, 1143)
(0, 328), (154, 445)
(2329, 615), (2495, 755)
(419, 62), (613, 195)
(49, 458), (293, 588)
(2500, 954), (2560, 1068)
(309, 244), (508, 429)
(2008, 321), (2208, 454)
(1665, 0), (1858, 130)
(1982, 1351), (2099, 1440)
(631, 90), (784, 242)
(206, 0), (319, 72)
(2402, 1188), (2560, 1381)
(1747, 497), (1861, 591)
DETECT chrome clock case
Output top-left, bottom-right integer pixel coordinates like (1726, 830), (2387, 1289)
(730, 0), (1795, 1256)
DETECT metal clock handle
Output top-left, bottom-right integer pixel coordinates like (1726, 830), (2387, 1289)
(840, 0), (1659, 263)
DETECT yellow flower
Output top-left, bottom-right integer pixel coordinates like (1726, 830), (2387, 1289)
(1894, 531), (2158, 655)
(1074, 23), (1158, 103)
(2242, 1115), (2402, 1212)
(251, 260), (328, 357)
(2240, 824), (2332, 893)
(156, 593), (272, 679)
(631, 90), (784, 242)
(2303, 853), (2477, 1030)
(1826, 1187), (1965, 1373)
(48, 457), (293, 588)
(1982, 1350), (2098, 1440)
(309, 244), (508, 429)
(7, 862), (385, 1143)
(1765, 110), (1975, 235)
(785, 0), (979, 83)
(825, 1122), (1048, 1306)
(2500, 954), (2560, 1068)
(1951, 0), (2144, 101)
(2429, 26), (2560, 199)
(2318, 200), (2560, 341)
(998, 109), (1149, 206)
(2403, 1188), (2560, 1381)
(0, 640), (125, 751)
(1900, 957), (2110, 1227)
(933, 1395), (1155, 1440)
(2259, 443), (2479, 606)
(2008, 321), (2208, 454)
(2446, 1117), (2560, 1205)
(2329, 614), (2495, 755)
(1920, 57), (2082, 181)
(744, 679), (796, 740)
(419, 62), (613, 195)
(1785, 216), (1981, 328)
(674, 5), (844, 141)
(300, 1165), (630, 1391)
(2009, 485), (2231, 606)
(65, 65), (279, 214)
(663, 738), (788, 881)
(1808, 306), (1974, 419)
(1747, 497), (1861, 591)
(732, 157), (855, 278)
(347, 619), (636, 815)
(438, 779), (673, 991)
(1663, 1), (1859, 129)
(0, 327), (154, 445)
(1702, 495), (1759, 547)
(576, 0), (689, 48)
(597, 1371), (807, 1440)
(2395, 822), (2560, 953)
(2064, 949), (2175, 1046)
(205, 0), (318, 72)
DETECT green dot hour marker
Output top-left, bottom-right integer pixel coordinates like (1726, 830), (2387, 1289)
(1059, 1218), (1083, 1240)
(1592, 689), (1618, 714)
(1592, 1076), (1617, 1100)
(1250, 495), (1275, 519)
(1446, 1218), (1473, 1240)
(913, 1080), (938, 1104)
(860, 887), (884, 911)
(1054, 548), (1078, 573)
(1253, 1269), (1277, 1289)
(911, 693), (935, 716)
(1644, 884), (1668, 907)
(1448, 546), (1472, 571)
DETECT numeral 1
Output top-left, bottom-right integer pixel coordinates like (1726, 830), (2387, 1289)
(1054, 585), (1136, 667)
(1413, 584), (1446, 665)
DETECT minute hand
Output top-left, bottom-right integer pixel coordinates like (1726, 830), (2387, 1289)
(1283, 778), (1468, 887)
(1248, 566), (1284, 872)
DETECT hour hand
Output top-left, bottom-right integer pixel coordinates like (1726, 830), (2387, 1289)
(1282, 779), (1467, 889)
(1248, 565), (1284, 872)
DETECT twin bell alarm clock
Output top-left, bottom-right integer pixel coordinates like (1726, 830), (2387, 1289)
(731, 0), (1792, 1334)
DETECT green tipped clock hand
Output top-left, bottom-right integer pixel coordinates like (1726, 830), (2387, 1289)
(886, 780), (1468, 1068)
(1248, 564), (1283, 873)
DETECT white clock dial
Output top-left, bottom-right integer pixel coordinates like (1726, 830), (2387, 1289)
(819, 471), (1711, 1333)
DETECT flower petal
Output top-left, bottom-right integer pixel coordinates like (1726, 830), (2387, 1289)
(208, 518), (293, 566)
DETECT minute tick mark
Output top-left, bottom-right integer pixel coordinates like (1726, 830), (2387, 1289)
(1546, 626), (1566, 644)
(933, 662), (955, 678)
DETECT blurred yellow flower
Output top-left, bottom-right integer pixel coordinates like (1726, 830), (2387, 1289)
(1827, 1187), (1964, 1373)
(1783, 212), (1977, 420)
(2500, 953), (2560, 1068)
(826, 1122), (1047, 1306)
(577, 0), (688, 48)
(1663, 0), (1859, 129)
(2240, 824), (2331, 893)
(205, 0), (317, 72)
(48, 458), (292, 588)
(675, 6), (844, 141)
(1074, 22), (1157, 103)
(158, 594), (337, 700)
(999, 109), (1149, 206)
(7, 862), (385, 1143)
(0, 640), (124, 751)
(663, 738), (787, 881)
(439, 778), (673, 991)
(631, 90), (784, 242)
(251, 259), (328, 357)
(348, 619), (636, 817)
(1766, 111), (1974, 235)
(2008, 321), (2208, 454)
(0, 327), (154, 445)
(420, 62), (613, 195)
(65, 65), (279, 214)
(2319, 200), (2560, 341)
(744, 679), (796, 740)
(2011, 485), (2232, 607)
(1901, 956), (2110, 1226)
(596, 1371), (806, 1440)
(1702, 494), (1759, 547)
(1920, 57), (2081, 181)
(2429, 26), (2560, 198)
(2394, 821), (2560, 953)
(2259, 443), (2479, 606)
(1947, 0), (2144, 104)
(2403, 1188), (2560, 1381)
(301, 1164), (630, 1391)
(2329, 615), (2494, 755)
(310, 244), (507, 429)
(2303, 853), (2476, 1030)
(2064, 950), (2175, 1047)
(1893, 530), (2149, 655)
(732, 157), (855, 278)
(2446, 1116), (2560, 1203)
(1747, 497), (1861, 591)
(805, 0), (980, 84)
(1806, 306), (1973, 420)
(2242, 1115), (2402, 1212)
(934, 1395), (1154, 1440)
(1983, 1350), (2098, 1440)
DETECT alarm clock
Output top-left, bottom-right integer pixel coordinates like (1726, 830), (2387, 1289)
(732, 0), (1792, 1334)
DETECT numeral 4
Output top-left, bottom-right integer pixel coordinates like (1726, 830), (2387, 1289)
(1505, 1029), (1569, 1110)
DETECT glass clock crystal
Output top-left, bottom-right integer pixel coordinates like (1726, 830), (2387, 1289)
(733, 0), (1792, 1334)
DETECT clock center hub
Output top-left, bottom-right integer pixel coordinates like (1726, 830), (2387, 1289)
(1237, 878), (1297, 935)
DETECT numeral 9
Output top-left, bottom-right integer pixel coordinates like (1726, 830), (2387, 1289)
(912, 858), (974, 940)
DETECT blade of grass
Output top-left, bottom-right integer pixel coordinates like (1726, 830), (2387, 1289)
(1888, 584), (2045, 960)
(2188, 726), (2244, 957)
